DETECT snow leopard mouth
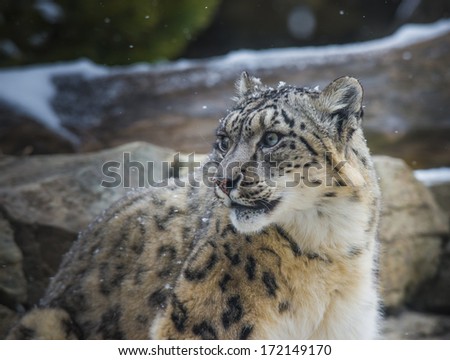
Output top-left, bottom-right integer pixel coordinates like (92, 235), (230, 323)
(230, 198), (281, 215)
(214, 180), (281, 216)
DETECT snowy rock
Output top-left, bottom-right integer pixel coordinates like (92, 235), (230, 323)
(0, 214), (27, 307)
(414, 167), (450, 187)
(0, 21), (449, 168)
(374, 156), (449, 310)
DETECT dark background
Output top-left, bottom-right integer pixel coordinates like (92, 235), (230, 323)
(1, 0), (449, 67)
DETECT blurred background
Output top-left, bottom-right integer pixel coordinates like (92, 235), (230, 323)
(0, 0), (449, 168)
(1, 0), (448, 66)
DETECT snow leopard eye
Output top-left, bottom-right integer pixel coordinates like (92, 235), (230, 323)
(218, 136), (231, 153)
(262, 132), (280, 147)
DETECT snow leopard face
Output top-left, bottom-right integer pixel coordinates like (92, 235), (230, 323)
(211, 72), (367, 233)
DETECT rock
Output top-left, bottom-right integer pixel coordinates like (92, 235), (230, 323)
(0, 214), (27, 307)
(382, 310), (450, 340)
(0, 102), (76, 156)
(0, 304), (19, 340)
(429, 181), (450, 220)
(409, 239), (450, 314)
(0, 141), (203, 305)
(407, 177), (450, 314)
(0, 141), (191, 233)
(373, 156), (449, 311)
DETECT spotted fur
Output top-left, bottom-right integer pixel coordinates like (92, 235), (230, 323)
(7, 74), (380, 339)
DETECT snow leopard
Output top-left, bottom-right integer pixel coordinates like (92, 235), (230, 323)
(7, 73), (380, 339)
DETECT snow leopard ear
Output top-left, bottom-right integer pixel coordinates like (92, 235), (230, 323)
(234, 71), (263, 100)
(319, 76), (363, 119)
(318, 76), (364, 140)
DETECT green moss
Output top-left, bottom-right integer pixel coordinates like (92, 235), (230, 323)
(0, 0), (220, 66)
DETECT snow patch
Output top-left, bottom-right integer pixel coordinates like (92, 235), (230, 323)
(414, 167), (450, 187)
(210, 19), (450, 71)
(0, 59), (108, 143)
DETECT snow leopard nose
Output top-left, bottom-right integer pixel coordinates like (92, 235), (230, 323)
(213, 174), (242, 196)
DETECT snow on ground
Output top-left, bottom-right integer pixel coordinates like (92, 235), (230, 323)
(0, 19), (449, 142)
(0, 59), (109, 143)
(414, 168), (450, 187)
(209, 18), (450, 71)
